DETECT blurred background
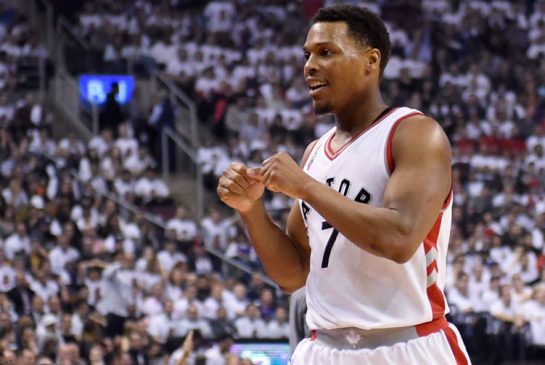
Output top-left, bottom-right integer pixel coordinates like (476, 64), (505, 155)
(0, 0), (544, 364)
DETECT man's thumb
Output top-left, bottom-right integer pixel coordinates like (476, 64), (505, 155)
(247, 167), (261, 179)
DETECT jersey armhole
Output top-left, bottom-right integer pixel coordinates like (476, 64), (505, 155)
(385, 111), (423, 175)
(301, 139), (318, 169)
(298, 140), (318, 228)
(385, 112), (454, 208)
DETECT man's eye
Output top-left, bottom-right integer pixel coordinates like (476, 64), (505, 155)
(321, 49), (332, 56)
(304, 53), (310, 60)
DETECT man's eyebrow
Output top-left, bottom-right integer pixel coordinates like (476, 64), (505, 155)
(303, 41), (337, 52)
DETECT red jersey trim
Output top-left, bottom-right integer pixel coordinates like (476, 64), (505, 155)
(324, 107), (398, 161)
(415, 316), (448, 337)
(415, 318), (469, 365)
(423, 210), (447, 318)
(385, 111), (423, 174)
(443, 326), (470, 365)
(442, 186), (454, 210)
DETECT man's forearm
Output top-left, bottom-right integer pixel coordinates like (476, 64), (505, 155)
(239, 201), (308, 292)
(300, 180), (418, 263)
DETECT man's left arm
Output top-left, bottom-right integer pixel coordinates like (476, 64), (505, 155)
(260, 115), (451, 263)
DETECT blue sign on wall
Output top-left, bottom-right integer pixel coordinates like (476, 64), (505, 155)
(79, 75), (135, 105)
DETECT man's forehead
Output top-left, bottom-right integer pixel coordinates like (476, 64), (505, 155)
(304, 21), (352, 48)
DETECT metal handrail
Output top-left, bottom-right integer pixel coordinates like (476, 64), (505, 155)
(39, 56), (46, 103)
(54, 16), (89, 69)
(57, 17), (90, 51)
(53, 69), (93, 139)
(162, 127), (203, 220)
(39, 152), (166, 228)
(34, 0), (55, 56)
(206, 247), (277, 287)
(25, 0), (54, 103)
(163, 125), (198, 161)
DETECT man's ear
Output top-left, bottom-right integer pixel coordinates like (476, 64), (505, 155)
(366, 48), (381, 74)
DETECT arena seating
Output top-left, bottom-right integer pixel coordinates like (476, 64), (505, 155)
(1, 0), (545, 364)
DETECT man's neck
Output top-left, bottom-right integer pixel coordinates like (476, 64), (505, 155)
(334, 90), (388, 136)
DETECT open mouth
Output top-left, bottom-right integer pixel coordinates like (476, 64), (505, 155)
(308, 82), (328, 95)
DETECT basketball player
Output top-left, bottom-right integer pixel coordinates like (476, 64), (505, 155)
(217, 5), (471, 364)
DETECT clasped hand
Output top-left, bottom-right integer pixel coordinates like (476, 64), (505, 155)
(217, 153), (309, 212)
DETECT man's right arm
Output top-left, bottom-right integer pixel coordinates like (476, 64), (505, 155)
(238, 199), (310, 293)
(217, 143), (315, 293)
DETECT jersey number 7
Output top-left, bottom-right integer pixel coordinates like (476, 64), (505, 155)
(321, 182), (371, 268)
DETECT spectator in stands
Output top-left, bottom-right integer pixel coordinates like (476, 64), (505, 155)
(134, 167), (171, 205)
(36, 314), (60, 353)
(49, 234), (79, 277)
(99, 82), (124, 136)
(2, 0), (545, 362)
(490, 284), (528, 362)
(175, 304), (212, 338)
(203, 334), (235, 365)
(256, 287), (276, 322)
(233, 303), (267, 339)
(18, 349), (37, 365)
(147, 298), (176, 344)
(173, 282), (201, 318)
(190, 243), (214, 275)
(2, 178), (28, 208)
(267, 306), (290, 339)
(225, 234), (257, 268)
(6, 270), (34, 316)
(87, 344), (107, 365)
(3, 222), (30, 260)
(209, 307), (237, 340)
(166, 205), (199, 245)
(157, 240), (187, 273)
(200, 208), (236, 252)
(96, 254), (134, 338)
(147, 92), (175, 170)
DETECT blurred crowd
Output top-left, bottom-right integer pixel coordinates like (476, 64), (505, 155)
(1, 0), (545, 364)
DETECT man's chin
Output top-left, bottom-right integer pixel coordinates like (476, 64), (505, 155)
(313, 101), (333, 115)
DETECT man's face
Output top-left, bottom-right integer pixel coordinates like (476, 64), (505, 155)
(17, 223), (26, 236)
(16, 273), (26, 287)
(32, 296), (44, 311)
(21, 350), (36, 365)
(303, 21), (369, 115)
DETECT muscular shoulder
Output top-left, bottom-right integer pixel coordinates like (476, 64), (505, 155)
(391, 114), (452, 169)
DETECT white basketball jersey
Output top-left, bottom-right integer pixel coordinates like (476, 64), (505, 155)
(300, 107), (453, 330)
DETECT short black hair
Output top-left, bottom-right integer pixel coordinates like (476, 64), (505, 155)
(312, 5), (391, 77)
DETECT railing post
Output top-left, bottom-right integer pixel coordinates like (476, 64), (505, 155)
(45, 1), (54, 56)
(196, 165), (204, 220)
(91, 104), (99, 135)
(161, 129), (169, 181)
(55, 20), (64, 68)
(39, 57), (46, 103)
(190, 105), (198, 148)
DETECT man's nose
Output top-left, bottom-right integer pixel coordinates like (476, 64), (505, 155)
(304, 55), (319, 77)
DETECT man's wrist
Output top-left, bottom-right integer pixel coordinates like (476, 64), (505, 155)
(297, 177), (317, 202)
(238, 199), (263, 216)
